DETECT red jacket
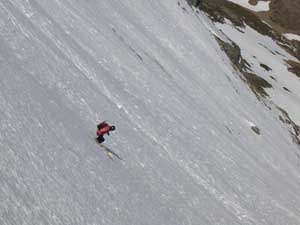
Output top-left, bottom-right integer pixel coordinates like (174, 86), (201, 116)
(97, 125), (111, 136)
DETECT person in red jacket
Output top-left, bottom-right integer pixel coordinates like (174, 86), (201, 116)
(96, 121), (116, 143)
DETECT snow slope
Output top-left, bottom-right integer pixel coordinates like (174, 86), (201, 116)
(216, 20), (300, 125)
(1, 0), (300, 225)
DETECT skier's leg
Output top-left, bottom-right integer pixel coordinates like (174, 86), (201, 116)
(97, 135), (105, 143)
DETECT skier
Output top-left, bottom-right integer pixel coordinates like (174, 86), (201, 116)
(96, 121), (116, 143)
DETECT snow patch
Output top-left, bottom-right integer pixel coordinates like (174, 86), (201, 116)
(283, 33), (300, 42)
(226, 0), (270, 12)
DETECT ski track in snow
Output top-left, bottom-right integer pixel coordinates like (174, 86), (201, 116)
(1, 0), (300, 225)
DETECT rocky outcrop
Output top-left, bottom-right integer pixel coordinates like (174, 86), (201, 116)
(216, 37), (272, 99)
(270, 0), (300, 33)
(194, 0), (274, 37)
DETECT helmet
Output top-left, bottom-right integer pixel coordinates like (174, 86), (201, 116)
(110, 126), (116, 131)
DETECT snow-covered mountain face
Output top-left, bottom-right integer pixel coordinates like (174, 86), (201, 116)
(195, 0), (300, 144)
(1, 1), (300, 225)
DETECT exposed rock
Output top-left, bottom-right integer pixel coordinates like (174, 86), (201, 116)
(251, 126), (260, 135)
(216, 37), (272, 99)
(283, 87), (291, 92)
(191, 0), (299, 61)
(277, 107), (300, 145)
(243, 72), (272, 98)
(249, 0), (258, 6)
(216, 37), (242, 69)
(260, 63), (272, 71)
(269, 0), (300, 33)
(197, 0), (274, 37)
(290, 41), (300, 60)
(287, 60), (300, 78)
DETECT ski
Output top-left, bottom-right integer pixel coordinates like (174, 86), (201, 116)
(95, 138), (123, 160)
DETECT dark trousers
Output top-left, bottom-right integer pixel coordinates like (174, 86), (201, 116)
(96, 136), (105, 143)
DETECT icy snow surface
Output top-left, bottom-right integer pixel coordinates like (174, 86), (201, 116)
(1, 0), (300, 225)
(226, 0), (270, 12)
